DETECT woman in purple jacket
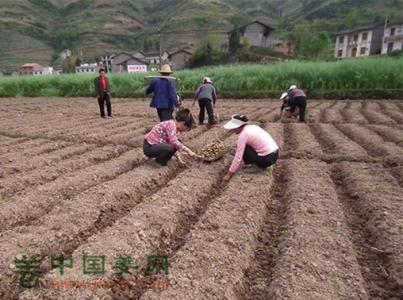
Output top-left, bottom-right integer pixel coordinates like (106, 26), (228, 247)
(287, 85), (307, 123)
(145, 64), (179, 121)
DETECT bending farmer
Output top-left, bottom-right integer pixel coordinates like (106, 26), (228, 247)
(143, 109), (198, 166)
(223, 115), (279, 182)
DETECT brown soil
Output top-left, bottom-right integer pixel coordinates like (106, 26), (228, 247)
(0, 98), (402, 300)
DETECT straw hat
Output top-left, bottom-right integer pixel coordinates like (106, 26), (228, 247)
(224, 115), (247, 130)
(203, 77), (212, 83)
(159, 64), (173, 74)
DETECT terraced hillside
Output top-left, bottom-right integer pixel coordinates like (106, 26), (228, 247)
(0, 98), (402, 299)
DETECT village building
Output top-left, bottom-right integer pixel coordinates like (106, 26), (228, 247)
(144, 51), (161, 65)
(33, 66), (53, 76)
(382, 23), (403, 54)
(110, 52), (148, 73)
(240, 20), (277, 48)
(75, 63), (98, 74)
(168, 49), (193, 70)
(101, 53), (115, 73)
(132, 51), (146, 61)
(18, 63), (44, 76)
(334, 24), (384, 58)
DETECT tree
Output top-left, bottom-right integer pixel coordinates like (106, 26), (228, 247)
(186, 41), (225, 68)
(290, 23), (333, 60)
(229, 28), (241, 54)
(62, 56), (77, 73)
(345, 9), (360, 28)
(52, 28), (80, 52)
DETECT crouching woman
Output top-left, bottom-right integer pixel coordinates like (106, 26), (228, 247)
(143, 109), (198, 166)
(223, 115), (279, 182)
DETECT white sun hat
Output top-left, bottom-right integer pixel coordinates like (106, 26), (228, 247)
(224, 115), (247, 130)
(280, 92), (288, 100)
(288, 84), (297, 90)
(203, 77), (212, 83)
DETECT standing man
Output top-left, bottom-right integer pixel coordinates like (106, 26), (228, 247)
(192, 77), (217, 126)
(94, 68), (112, 118)
(145, 64), (179, 121)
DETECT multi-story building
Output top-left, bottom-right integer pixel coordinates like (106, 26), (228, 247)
(334, 24), (384, 58)
(382, 23), (403, 54)
(75, 63), (98, 74)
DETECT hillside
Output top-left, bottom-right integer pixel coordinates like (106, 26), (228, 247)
(1, 0), (403, 73)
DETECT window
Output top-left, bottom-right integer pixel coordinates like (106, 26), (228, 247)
(338, 49), (343, 57)
(353, 34), (358, 42)
(360, 47), (366, 55)
(390, 28), (396, 36)
(362, 32), (368, 41)
(339, 36), (344, 44)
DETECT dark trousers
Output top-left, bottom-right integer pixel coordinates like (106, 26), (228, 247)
(157, 108), (174, 122)
(243, 145), (279, 169)
(143, 140), (176, 166)
(98, 93), (112, 117)
(289, 96), (307, 122)
(198, 98), (216, 125)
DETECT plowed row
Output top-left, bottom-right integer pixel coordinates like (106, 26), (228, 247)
(0, 98), (402, 300)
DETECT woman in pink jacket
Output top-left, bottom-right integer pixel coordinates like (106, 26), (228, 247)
(223, 115), (279, 182)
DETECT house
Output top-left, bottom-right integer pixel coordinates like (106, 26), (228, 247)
(18, 63), (44, 76)
(168, 49), (193, 70)
(382, 23), (403, 54)
(144, 51), (161, 65)
(334, 24), (384, 58)
(101, 53), (115, 73)
(240, 20), (276, 48)
(132, 51), (146, 60)
(33, 66), (53, 76)
(111, 52), (148, 73)
(75, 63), (98, 74)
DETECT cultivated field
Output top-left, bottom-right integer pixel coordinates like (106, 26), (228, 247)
(0, 98), (402, 300)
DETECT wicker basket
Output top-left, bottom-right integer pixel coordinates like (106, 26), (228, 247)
(198, 139), (226, 162)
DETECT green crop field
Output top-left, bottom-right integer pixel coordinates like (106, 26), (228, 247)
(1, 56), (403, 99)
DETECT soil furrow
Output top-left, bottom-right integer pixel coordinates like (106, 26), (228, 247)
(342, 101), (369, 124)
(331, 162), (403, 298)
(322, 101), (347, 124)
(17, 141), (236, 300)
(141, 164), (275, 299)
(306, 101), (332, 123)
(0, 145), (129, 197)
(1, 161), (185, 299)
(336, 124), (403, 165)
(0, 144), (97, 178)
(234, 160), (287, 300)
(0, 148), (146, 232)
(282, 123), (323, 159)
(361, 108), (397, 125)
(264, 159), (368, 299)
(0, 138), (50, 156)
(0, 140), (73, 163)
(378, 109), (403, 124)
(364, 125), (403, 147)
(309, 123), (368, 160)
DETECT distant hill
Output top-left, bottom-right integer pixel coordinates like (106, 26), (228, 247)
(1, 0), (402, 73)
